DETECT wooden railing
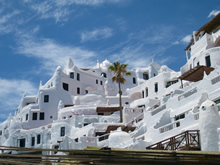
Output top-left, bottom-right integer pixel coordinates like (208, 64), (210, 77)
(146, 130), (200, 151)
(1, 143), (220, 164)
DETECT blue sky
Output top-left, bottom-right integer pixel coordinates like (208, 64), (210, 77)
(0, 0), (219, 122)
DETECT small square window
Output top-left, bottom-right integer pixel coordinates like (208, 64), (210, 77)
(32, 113), (37, 120)
(37, 134), (41, 144)
(44, 95), (49, 103)
(77, 87), (80, 94)
(40, 112), (44, 120)
(77, 73), (80, 81)
(31, 137), (35, 146)
(70, 72), (74, 79)
(63, 83), (69, 91)
(60, 127), (65, 136)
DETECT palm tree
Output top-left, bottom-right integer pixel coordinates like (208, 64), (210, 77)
(108, 61), (132, 123)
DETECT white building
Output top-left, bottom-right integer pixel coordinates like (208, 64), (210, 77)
(1, 13), (220, 152)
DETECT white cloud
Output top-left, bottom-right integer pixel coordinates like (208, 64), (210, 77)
(27, 0), (127, 23)
(181, 35), (191, 44)
(80, 27), (113, 42)
(0, 10), (20, 34)
(16, 35), (97, 73)
(0, 78), (37, 121)
(208, 10), (220, 18)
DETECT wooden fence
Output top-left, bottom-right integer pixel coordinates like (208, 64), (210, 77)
(0, 145), (220, 164)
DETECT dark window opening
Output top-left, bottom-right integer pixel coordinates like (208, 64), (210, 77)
(145, 88), (148, 97)
(166, 80), (178, 88)
(143, 73), (149, 80)
(206, 55), (211, 67)
(0, 131), (2, 136)
(63, 83), (69, 91)
(176, 122), (180, 127)
(75, 138), (78, 142)
(84, 123), (89, 126)
(96, 79), (98, 84)
(155, 83), (158, 92)
(175, 113), (185, 121)
(70, 72), (74, 79)
(101, 72), (107, 78)
(98, 113), (104, 115)
(44, 95), (49, 103)
(77, 73), (80, 81)
(19, 138), (25, 147)
(40, 112), (44, 120)
(50, 116), (53, 119)
(77, 87), (80, 94)
(32, 112), (37, 120)
(133, 77), (136, 84)
(100, 81), (103, 85)
(85, 90), (88, 94)
(142, 90), (144, 98)
(37, 134), (41, 144)
(26, 114), (28, 121)
(31, 137), (35, 146)
(60, 127), (65, 137)
(64, 104), (74, 107)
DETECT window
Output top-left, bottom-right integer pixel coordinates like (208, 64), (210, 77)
(133, 77), (136, 84)
(19, 138), (25, 147)
(101, 72), (107, 78)
(31, 137), (35, 146)
(142, 90), (144, 98)
(70, 72), (74, 79)
(145, 88), (148, 97)
(77, 73), (80, 81)
(26, 114), (28, 121)
(77, 87), (80, 94)
(44, 95), (49, 103)
(155, 83), (158, 92)
(37, 134), (41, 144)
(96, 79), (98, 84)
(60, 127), (65, 136)
(143, 72), (149, 80)
(85, 90), (88, 94)
(40, 112), (44, 120)
(32, 112), (37, 120)
(205, 55), (211, 67)
(100, 81), (103, 85)
(63, 83), (69, 91)
(0, 131), (2, 136)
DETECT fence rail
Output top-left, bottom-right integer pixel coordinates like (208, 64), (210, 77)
(146, 130), (200, 151)
(1, 144), (220, 164)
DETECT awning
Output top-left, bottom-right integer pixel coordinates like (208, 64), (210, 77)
(179, 65), (214, 82)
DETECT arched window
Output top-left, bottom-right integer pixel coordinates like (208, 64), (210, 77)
(101, 72), (107, 78)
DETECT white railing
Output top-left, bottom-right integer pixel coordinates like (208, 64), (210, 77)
(126, 112), (144, 126)
(159, 121), (180, 133)
(151, 104), (166, 116)
(178, 87), (197, 101)
(211, 75), (220, 85)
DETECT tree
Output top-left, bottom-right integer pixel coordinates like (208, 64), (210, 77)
(108, 61), (132, 123)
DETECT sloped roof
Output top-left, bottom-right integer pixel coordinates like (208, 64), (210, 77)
(179, 65), (214, 82)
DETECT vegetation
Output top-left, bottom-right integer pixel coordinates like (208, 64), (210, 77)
(108, 61), (132, 122)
